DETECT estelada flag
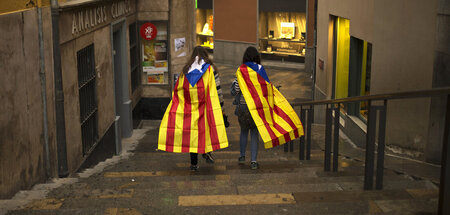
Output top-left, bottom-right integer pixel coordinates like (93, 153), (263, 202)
(237, 62), (304, 149)
(158, 59), (228, 153)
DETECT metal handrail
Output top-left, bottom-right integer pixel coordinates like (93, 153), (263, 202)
(291, 87), (450, 106)
(283, 86), (450, 215)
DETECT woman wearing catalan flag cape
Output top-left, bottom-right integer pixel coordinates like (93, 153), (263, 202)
(158, 46), (229, 171)
(232, 47), (304, 169)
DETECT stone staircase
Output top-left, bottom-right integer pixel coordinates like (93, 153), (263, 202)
(5, 123), (439, 215)
(3, 64), (440, 214)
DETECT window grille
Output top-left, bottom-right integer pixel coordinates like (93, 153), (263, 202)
(129, 22), (140, 92)
(77, 44), (98, 156)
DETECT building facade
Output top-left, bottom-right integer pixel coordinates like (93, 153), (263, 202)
(314, 0), (449, 163)
(0, 0), (195, 198)
(195, 0), (307, 66)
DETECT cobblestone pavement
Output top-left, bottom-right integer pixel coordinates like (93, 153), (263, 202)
(1, 63), (439, 215)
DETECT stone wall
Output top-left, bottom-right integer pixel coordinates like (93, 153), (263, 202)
(315, 0), (438, 159)
(214, 40), (257, 67)
(426, 0), (450, 163)
(58, 0), (136, 171)
(0, 7), (57, 199)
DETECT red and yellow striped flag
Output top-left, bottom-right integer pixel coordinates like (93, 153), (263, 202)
(158, 66), (228, 153)
(237, 63), (304, 149)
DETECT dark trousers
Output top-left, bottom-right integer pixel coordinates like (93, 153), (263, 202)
(190, 153), (198, 165)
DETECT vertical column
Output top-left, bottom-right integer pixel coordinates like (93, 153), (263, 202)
(306, 106), (313, 160)
(376, 100), (387, 190)
(324, 104), (332, 171)
(364, 101), (377, 190)
(299, 107), (306, 159)
(438, 95), (450, 215)
(333, 104), (340, 172)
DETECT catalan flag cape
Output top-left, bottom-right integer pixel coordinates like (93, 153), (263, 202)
(237, 62), (304, 149)
(158, 59), (228, 153)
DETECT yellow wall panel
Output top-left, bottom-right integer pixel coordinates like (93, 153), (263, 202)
(335, 17), (350, 99)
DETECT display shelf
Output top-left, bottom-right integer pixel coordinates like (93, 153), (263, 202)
(260, 50), (304, 57)
(197, 33), (214, 37)
(259, 38), (305, 44)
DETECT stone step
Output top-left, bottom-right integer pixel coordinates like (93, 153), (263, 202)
(48, 174), (435, 202)
(74, 173), (419, 191)
(17, 198), (436, 215)
(23, 189), (438, 215)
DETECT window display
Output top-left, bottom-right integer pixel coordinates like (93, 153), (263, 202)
(140, 21), (169, 85)
(259, 12), (306, 62)
(196, 8), (214, 51)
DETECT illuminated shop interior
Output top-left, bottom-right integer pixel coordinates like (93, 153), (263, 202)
(196, 0), (214, 52)
(259, 11), (306, 62)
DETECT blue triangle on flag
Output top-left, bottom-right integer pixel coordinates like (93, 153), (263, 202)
(185, 63), (210, 87)
(245, 62), (270, 83)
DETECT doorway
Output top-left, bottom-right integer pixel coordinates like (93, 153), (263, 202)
(348, 37), (371, 119)
(112, 20), (133, 141)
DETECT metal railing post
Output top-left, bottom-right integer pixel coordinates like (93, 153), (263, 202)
(306, 105), (313, 160)
(324, 104), (332, 171)
(299, 107), (306, 160)
(333, 104), (340, 172)
(376, 100), (387, 190)
(438, 94), (450, 215)
(364, 100), (377, 190)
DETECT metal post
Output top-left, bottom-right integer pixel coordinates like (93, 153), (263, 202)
(290, 141), (294, 152)
(324, 105), (332, 171)
(284, 105), (289, 152)
(37, 6), (51, 178)
(364, 101), (377, 190)
(299, 107), (306, 160)
(438, 94), (450, 215)
(333, 104), (340, 172)
(51, 0), (69, 177)
(306, 106), (313, 160)
(376, 100), (387, 190)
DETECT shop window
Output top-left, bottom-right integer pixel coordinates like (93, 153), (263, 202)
(77, 44), (98, 156)
(258, 12), (307, 62)
(140, 21), (169, 85)
(129, 22), (140, 92)
(196, 6), (214, 51)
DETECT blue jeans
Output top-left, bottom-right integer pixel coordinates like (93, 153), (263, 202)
(240, 128), (259, 162)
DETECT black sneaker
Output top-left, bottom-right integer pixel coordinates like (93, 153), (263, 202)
(238, 156), (245, 165)
(190, 165), (199, 171)
(250, 161), (259, 170)
(202, 152), (215, 164)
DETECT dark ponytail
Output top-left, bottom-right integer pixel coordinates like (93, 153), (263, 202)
(242, 46), (261, 64)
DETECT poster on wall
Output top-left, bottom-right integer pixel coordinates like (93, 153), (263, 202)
(174, 37), (186, 57)
(140, 23), (157, 41)
(147, 72), (165, 84)
(141, 22), (168, 84)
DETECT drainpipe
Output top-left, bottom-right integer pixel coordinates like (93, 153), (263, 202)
(37, 4), (51, 178)
(51, 0), (69, 177)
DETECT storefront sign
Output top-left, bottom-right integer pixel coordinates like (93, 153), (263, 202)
(70, 0), (132, 35)
(111, 0), (132, 19)
(140, 23), (158, 40)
